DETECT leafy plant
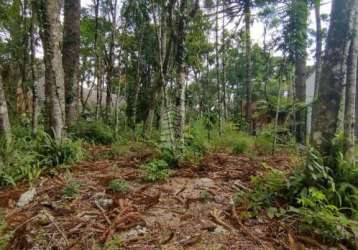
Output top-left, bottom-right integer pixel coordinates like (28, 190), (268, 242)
(62, 175), (82, 198)
(289, 188), (357, 242)
(34, 133), (84, 167)
(0, 210), (12, 249)
(108, 179), (129, 193)
(68, 119), (115, 144)
(141, 160), (169, 182)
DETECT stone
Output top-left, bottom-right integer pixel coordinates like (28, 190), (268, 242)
(17, 188), (36, 207)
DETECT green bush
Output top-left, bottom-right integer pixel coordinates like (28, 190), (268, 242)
(33, 132), (84, 167)
(141, 160), (169, 182)
(68, 120), (114, 144)
(232, 136), (253, 154)
(108, 179), (129, 193)
(289, 188), (356, 242)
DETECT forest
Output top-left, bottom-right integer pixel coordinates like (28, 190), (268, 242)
(0, 0), (357, 249)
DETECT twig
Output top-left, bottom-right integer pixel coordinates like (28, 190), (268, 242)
(230, 201), (267, 249)
(44, 210), (69, 246)
(94, 200), (112, 225)
(209, 209), (235, 231)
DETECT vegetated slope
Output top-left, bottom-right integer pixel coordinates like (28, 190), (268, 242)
(0, 145), (319, 250)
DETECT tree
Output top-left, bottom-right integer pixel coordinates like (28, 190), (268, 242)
(244, 0), (253, 134)
(63, 0), (81, 126)
(344, 3), (358, 164)
(39, 0), (66, 140)
(311, 0), (356, 157)
(0, 70), (11, 142)
(284, 0), (308, 144)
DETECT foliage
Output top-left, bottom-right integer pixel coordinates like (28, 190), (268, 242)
(141, 160), (169, 182)
(62, 175), (82, 198)
(105, 234), (123, 250)
(32, 132), (84, 167)
(0, 210), (12, 249)
(68, 120), (115, 144)
(289, 188), (357, 242)
(234, 168), (286, 215)
(0, 131), (84, 187)
(108, 179), (129, 193)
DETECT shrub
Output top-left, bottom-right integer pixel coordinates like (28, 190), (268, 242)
(232, 136), (253, 154)
(33, 133), (84, 167)
(288, 188), (356, 242)
(68, 120), (114, 144)
(141, 160), (169, 182)
(108, 179), (129, 193)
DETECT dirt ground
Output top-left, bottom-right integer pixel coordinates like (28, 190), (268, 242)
(0, 146), (326, 250)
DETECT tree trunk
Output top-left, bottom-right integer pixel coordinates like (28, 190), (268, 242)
(63, 0), (80, 126)
(344, 5), (358, 164)
(215, 0), (223, 134)
(41, 0), (66, 140)
(244, 0), (253, 133)
(293, 0), (308, 144)
(0, 71), (11, 142)
(314, 0), (322, 99)
(30, 1), (38, 135)
(174, 0), (187, 148)
(311, 0), (355, 156)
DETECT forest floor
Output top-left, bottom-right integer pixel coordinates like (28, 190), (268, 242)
(0, 145), (329, 250)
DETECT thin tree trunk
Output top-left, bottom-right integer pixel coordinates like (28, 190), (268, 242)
(30, 1), (38, 135)
(174, 0), (187, 148)
(344, 7), (358, 164)
(311, 0), (355, 156)
(0, 71), (11, 142)
(41, 0), (66, 140)
(314, 0), (322, 98)
(215, 0), (223, 134)
(244, 0), (253, 134)
(222, 5), (227, 120)
(63, 0), (80, 126)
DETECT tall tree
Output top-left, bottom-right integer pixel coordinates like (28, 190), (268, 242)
(311, 0), (356, 156)
(40, 0), (66, 140)
(344, 3), (358, 164)
(313, 0), (322, 99)
(0, 70), (11, 142)
(244, 0), (253, 133)
(63, 0), (81, 126)
(285, 0), (308, 144)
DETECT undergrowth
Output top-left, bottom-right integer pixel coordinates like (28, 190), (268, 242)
(234, 136), (358, 246)
(0, 131), (84, 187)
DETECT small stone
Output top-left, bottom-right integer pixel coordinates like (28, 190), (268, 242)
(17, 188), (36, 207)
(96, 198), (113, 208)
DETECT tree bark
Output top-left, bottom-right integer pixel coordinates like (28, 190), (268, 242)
(30, 1), (38, 135)
(0, 71), (11, 142)
(314, 0), (322, 99)
(244, 0), (253, 134)
(63, 0), (80, 126)
(311, 0), (355, 156)
(41, 0), (66, 140)
(344, 4), (358, 164)
(174, 0), (187, 148)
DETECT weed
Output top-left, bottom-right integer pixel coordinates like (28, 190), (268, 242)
(105, 234), (123, 250)
(108, 179), (129, 193)
(62, 175), (82, 198)
(141, 160), (169, 182)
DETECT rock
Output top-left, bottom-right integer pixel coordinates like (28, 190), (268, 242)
(95, 198), (113, 208)
(213, 225), (228, 234)
(17, 188), (36, 207)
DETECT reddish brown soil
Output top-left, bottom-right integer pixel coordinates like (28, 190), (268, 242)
(0, 147), (323, 250)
